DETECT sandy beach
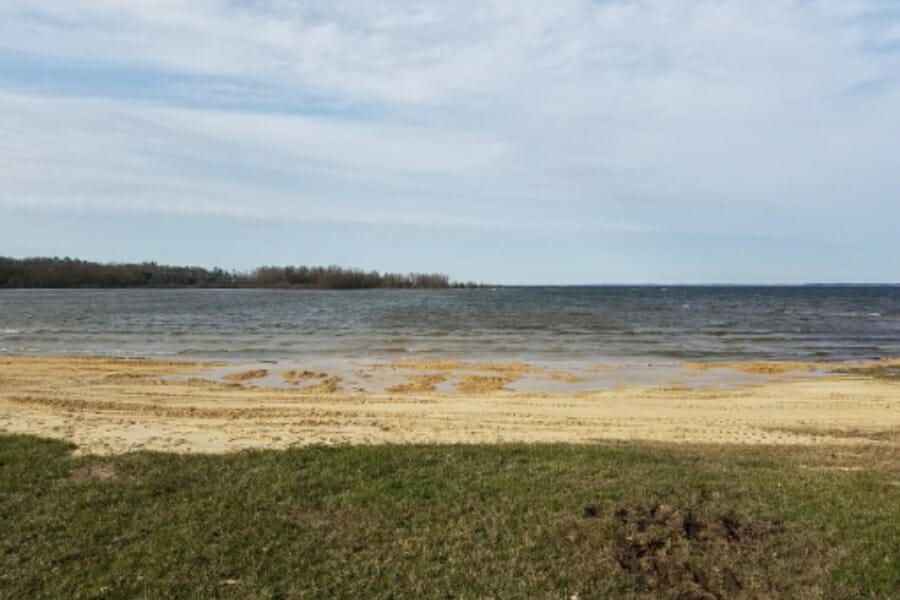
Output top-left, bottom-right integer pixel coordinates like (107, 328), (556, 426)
(1, 355), (897, 455)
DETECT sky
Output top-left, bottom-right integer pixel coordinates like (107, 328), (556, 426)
(1, 1), (899, 284)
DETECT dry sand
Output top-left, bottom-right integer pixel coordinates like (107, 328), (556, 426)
(0, 355), (898, 455)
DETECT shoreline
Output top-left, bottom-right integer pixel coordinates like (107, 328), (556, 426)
(1, 355), (897, 455)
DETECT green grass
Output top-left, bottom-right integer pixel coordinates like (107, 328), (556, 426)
(1, 435), (897, 599)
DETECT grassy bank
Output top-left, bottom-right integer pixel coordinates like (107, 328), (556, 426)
(1, 436), (897, 599)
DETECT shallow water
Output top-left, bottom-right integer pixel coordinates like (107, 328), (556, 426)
(1, 286), (898, 362)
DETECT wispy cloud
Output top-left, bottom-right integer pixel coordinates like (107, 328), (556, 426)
(0, 1), (898, 280)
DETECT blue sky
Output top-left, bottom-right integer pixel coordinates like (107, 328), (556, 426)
(1, 1), (899, 283)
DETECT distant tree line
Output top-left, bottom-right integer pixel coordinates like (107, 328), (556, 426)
(0, 257), (479, 289)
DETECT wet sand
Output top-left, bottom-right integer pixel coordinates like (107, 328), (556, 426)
(0, 355), (898, 454)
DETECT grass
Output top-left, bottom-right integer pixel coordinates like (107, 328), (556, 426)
(1, 435), (898, 599)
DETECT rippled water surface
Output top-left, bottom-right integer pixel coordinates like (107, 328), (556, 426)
(1, 287), (899, 361)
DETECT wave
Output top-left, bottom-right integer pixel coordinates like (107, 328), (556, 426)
(3, 288), (899, 362)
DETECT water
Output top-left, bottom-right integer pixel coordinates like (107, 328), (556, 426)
(1, 287), (898, 362)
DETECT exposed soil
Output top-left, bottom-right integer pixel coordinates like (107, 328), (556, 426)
(71, 462), (120, 482)
(223, 369), (268, 382)
(609, 503), (825, 599)
(837, 364), (900, 381)
(297, 375), (342, 394)
(455, 374), (516, 393)
(282, 369), (328, 382)
(386, 373), (451, 393)
(683, 357), (900, 376)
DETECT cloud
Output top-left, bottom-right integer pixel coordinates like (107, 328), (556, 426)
(0, 1), (899, 279)
(0, 92), (511, 223)
(2, 1), (896, 107)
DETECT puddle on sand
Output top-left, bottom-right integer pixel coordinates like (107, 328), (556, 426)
(172, 359), (824, 395)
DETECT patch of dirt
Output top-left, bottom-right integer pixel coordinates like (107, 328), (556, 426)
(455, 374), (516, 393)
(103, 372), (148, 381)
(223, 369), (268, 382)
(297, 375), (342, 394)
(72, 462), (120, 482)
(181, 378), (244, 390)
(386, 373), (450, 393)
(836, 365), (900, 382)
(283, 369), (328, 382)
(682, 360), (819, 374)
(682, 357), (900, 377)
(609, 503), (824, 599)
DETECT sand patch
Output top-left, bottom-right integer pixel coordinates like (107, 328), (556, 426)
(545, 370), (585, 383)
(834, 363), (900, 382)
(682, 360), (819, 374)
(455, 374), (516, 393)
(283, 369), (328, 382)
(104, 372), (149, 381)
(683, 357), (900, 375)
(1, 356), (899, 454)
(223, 369), (268, 382)
(386, 373), (450, 393)
(765, 426), (899, 444)
(182, 378), (244, 390)
(297, 375), (342, 394)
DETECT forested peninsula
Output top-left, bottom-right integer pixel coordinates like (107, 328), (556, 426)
(0, 257), (474, 289)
